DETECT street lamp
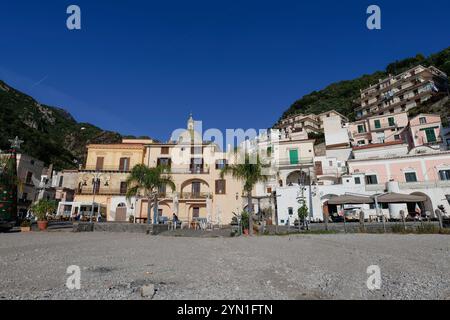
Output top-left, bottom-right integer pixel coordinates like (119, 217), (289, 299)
(81, 172), (110, 220)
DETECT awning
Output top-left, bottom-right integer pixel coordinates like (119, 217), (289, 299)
(327, 195), (374, 205)
(374, 192), (427, 203)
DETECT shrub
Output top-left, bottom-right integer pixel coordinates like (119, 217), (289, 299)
(416, 223), (438, 234)
(128, 215), (134, 223)
(20, 220), (31, 227)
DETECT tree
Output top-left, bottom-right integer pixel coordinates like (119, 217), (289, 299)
(125, 164), (175, 225)
(297, 186), (309, 231)
(220, 153), (268, 236)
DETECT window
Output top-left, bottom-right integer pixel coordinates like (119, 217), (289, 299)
(58, 176), (64, 187)
(357, 125), (366, 133)
(267, 146), (272, 156)
(21, 193), (28, 201)
(394, 134), (400, 140)
(357, 140), (365, 145)
(288, 207), (293, 216)
(119, 157), (130, 171)
(289, 149), (299, 165)
(365, 175), (378, 185)
(192, 182), (201, 196)
(120, 181), (128, 194)
(424, 128), (437, 143)
(439, 170), (450, 181)
(215, 159), (227, 170)
(157, 157), (171, 167)
(267, 187), (272, 194)
(157, 184), (166, 196)
(25, 172), (33, 184)
(419, 117), (427, 124)
(192, 207), (200, 218)
(215, 179), (226, 194)
(388, 117), (395, 126)
(374, 120), (381, 129)
(96, 157), (104, 170)
(404, 172), (417, 182)
(329, 160), (333, 166)
(158, 209), (163, 216)
(161, 147), (169, 154)
(354, 177), (361, 184)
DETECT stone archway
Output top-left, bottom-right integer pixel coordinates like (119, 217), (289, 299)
(286, 170), (310, 186)
(408, 192), (434, 217)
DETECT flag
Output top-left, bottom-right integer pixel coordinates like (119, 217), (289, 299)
(415, 203), (422, 215)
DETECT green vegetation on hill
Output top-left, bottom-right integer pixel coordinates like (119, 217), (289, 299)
(0, 81), (124, 170)
(278, 46), (450, 124)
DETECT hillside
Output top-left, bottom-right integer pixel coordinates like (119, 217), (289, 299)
(278, 46), (450, 123)
(0, 81), (124, 170)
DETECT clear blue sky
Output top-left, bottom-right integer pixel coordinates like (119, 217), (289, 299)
(1, 0), (449, 141)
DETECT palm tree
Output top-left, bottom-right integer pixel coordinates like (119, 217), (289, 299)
(220, 154), (268, 236)
(126, 164), (175, 225)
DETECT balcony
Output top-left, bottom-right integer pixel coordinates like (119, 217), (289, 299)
(77, 187), (127, 195)
(170, 168), (210, 174)
(180, 192), (211, 199)
(81, 165), (131, 172)
(275, 157), (314, 167)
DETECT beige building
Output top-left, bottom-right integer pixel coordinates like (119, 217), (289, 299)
(355, 65), (448, 119)
(73, 116), (244, 224)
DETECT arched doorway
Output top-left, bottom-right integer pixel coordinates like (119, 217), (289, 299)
(407, 192), (433, 217)
(115, 202), (127, 221)
(286, 170), (310, 186)
(321, 194), (338, 221)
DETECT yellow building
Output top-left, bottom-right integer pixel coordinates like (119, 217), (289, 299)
(73, 116), (244, 224)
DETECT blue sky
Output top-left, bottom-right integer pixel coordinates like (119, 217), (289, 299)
(0, 0), (449, 141)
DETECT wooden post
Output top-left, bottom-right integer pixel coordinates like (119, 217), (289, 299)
(359, 210), (365, 232)
(400, 210), (406, 232)
(435, 209), (443, 230)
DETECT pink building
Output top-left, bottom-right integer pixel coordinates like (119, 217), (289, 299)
(407, 114), (442, 149)
(349, 112), (409, 146)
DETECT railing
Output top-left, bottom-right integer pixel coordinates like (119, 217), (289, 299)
(170, 168), (210, 174)
(399, 180), (450, 190)
(317, 167), (348, 176)
(81, 165), (131, 172)
(77, 188), (127, 195)
(275, 157), (314, 167)
(365, 184), (385, 192)
(180, 192), (211, 199)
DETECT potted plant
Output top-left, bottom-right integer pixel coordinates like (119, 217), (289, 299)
(31, 199), (57, 231)
(241, 211), (249, 235)
(129, 215), (135, 223)
(20, 220), (31, 232)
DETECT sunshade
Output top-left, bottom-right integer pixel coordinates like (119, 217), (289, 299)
(374, 192), (427, 203)
(327, 194), (374, 205)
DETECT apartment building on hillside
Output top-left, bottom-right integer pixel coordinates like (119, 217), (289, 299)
(274, 110), (348, 138)
(355, 65), (448, 120)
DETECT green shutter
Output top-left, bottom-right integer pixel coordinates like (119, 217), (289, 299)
(374, 120), (381, 129)
(289, 149), (299, 164)
(388, 117), (395, 126)
(425, 128), (436, 142)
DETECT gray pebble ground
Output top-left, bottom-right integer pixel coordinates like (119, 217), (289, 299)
(1, 231), (450, 300)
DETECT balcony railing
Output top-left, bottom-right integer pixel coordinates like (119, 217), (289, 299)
(77, 187), (127, 195)
(274, 157), (314, 167)
(170, 168), (210, 174)
(180, 192), (211, 199)
(81, 165), (131, 172)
